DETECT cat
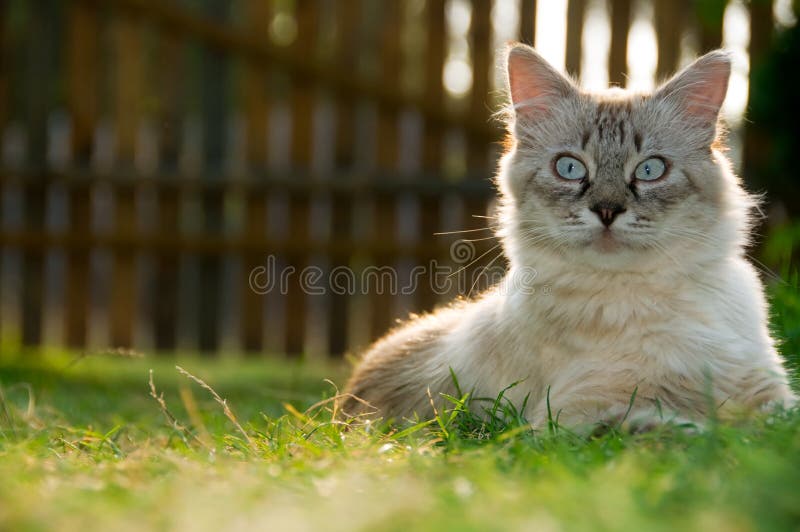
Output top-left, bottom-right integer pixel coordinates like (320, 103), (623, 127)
(343, 44), (796, 432)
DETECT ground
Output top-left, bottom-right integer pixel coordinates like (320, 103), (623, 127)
(1, 278), (799, 531)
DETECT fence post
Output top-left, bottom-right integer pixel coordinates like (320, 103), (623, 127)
(519, 1), (537, 46)
(608, 0), (631, 87)
(468, 0), (491, 171)
(110, 10), (142, 348)
(327, 0), (362, 356)
(196, 0), (229, 353)
(241, 0), (271, 354)
(654, 0), (687, 79)
(366, 1), (401, 344)
(21, 0), (58, 348)
(64, 1), (97, 348)
(0, 0), (6, 130)
(417, 0), (446, 314)
(460, 0), (497, 296)
(152, 30), (183, 352)
(565, 0), (586, 78)
(0, 0), (6, 344)
(285, 0), (318, 356)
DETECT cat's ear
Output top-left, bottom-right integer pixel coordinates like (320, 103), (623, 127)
(654, 50), (731, 128)
(506, 44), (577, 121)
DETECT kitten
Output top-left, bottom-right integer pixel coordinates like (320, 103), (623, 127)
(344, 44), (796, 431)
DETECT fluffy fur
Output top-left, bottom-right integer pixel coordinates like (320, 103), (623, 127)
(344, 45), (796, 431)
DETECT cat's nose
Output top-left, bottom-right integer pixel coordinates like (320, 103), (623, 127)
(590, 202), (626, 227)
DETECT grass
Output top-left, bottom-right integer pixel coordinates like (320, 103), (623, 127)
(0, 280), (799, 531)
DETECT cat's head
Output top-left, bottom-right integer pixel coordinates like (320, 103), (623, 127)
(497, 44), (754, 273)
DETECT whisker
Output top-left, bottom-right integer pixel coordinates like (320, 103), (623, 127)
(433, 227), (493, 236)
(448, 243), (504, 279)
(468, 250), (506, 298)
(457, 235), (501, 243)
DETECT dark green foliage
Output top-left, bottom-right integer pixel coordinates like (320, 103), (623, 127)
(748, 18), (800, 215)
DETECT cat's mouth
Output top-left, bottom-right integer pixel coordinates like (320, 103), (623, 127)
(592, 228), (623, 253)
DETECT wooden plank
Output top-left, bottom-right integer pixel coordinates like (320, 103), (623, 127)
(460, 0), (494, 297)
(465, 0), (496, 298)
(0, 0), (7, 130)
(240, 0), (271, 354)
(110, 12), (143, 348)
(328, 0), (362, 356)
(422, 0), (446, 172)
(608, 0), (631, 87)
(334, 0), (360, 170)
(654, 0), (688, 79)
(21, 0), (59, 347)
(196, 0), (229, 354)
(0, 167), (496, 196)
(285, 0), (318, 356)
(0, 227), (477, 258)
(468, 0), (492, 171)
(0, 0), (6, 344)
(369, 0), (400, 344)
(152, 30), (183, 352)
(64, 1), (98, 348)
(417, 0), (446, 314)
(565, 0), (586, 78)
(519, 0), (537, 46)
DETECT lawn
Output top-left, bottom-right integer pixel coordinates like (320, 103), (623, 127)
(1, 276), (800, 532)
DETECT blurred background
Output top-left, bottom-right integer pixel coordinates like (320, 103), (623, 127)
(0, 0), (798, 360)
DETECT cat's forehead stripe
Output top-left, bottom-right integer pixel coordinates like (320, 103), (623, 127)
(589, 98), (642, 150)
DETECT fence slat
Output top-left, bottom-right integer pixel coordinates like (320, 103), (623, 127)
(152, 31), (183, 352)
(468, 0), (492, 171)
(327, 0), (362, 356)
(417, 0), (446, 314)
(608, 0), (631, 87)
(565, 0), (586, 77)
(0, 0), (7, 130)
(334, 0), (360, 170)
(654, 0), (687, 79)
(0, 0), (8, 344)
(285, 0), (318, 355)
(369, 0), (402, 343)
(64, 1), (97, 347)
(519, 0), (537, 46)
(196, 0), (229, 353)
(240, 0), (271, 354)
(21, 0), (59, 347)
(110, 12), (143, 347)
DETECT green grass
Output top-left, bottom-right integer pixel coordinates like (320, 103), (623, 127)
(1, 352), (798, 531)
(1, 276), (799, 531)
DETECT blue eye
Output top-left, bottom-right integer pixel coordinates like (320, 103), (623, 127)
(555, 156), (587, 180)
(634, 157), (666, 181)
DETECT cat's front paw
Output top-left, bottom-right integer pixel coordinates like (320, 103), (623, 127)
(593, 408), (701, 436)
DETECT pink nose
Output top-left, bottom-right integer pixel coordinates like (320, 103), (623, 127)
(590, 203), (626, 227)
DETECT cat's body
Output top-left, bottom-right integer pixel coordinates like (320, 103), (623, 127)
(344, 45), (796, 430)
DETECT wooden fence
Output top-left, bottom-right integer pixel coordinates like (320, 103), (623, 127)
(0, 0), (777, 358)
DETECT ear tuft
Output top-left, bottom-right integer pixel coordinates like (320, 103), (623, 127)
(506, 44), (576, 120)
(655, 50), (731, 126)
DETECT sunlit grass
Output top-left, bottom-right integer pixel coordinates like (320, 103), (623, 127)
(1, 340), (799, 531)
